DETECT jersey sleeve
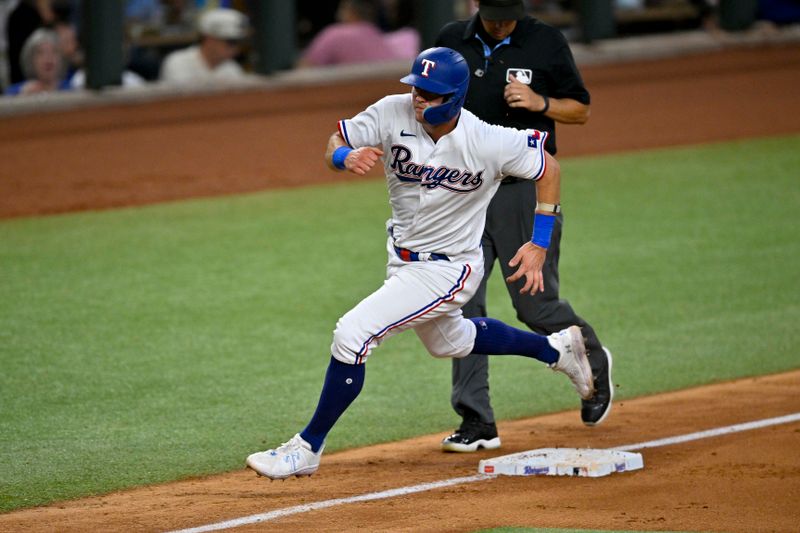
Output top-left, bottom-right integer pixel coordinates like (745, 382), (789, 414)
(337, 98), (386, 148)
(549, 38), (591, 105)
(499, 126), (549, 181)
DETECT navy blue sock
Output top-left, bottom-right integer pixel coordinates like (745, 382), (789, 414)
(300, 356), (365, 452)
(470, 317), (559, 364)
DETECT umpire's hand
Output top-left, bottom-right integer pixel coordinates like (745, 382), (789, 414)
(504, 74), (547, 113)
(507, 242), (547, 295)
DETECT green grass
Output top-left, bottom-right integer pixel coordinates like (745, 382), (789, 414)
(1, 135), (799, 512)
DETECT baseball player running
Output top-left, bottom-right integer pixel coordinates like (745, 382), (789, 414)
(246, 47), (594, 479)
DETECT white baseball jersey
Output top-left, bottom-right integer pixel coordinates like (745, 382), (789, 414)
(330, 93), (549, 365)
(338, 93), (548, 257)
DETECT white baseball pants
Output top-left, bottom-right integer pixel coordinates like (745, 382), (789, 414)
(330, 242), (484, 364)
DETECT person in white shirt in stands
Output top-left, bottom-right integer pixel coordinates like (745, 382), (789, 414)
(160, 7), (249, 84)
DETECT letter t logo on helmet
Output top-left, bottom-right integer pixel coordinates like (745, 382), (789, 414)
(420, 59), (436, 77)
(400, 47), (470, 126)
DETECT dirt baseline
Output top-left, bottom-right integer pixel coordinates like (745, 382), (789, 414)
(1, 44), (799, 532)
(2, 372), (799, 532)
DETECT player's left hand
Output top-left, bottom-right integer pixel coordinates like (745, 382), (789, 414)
(506, 241), (547, 295)
(504, 74), (546, 112)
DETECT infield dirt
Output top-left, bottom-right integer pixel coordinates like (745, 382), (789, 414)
(2, 372), (798, 532)
(1, 44), (799, 532)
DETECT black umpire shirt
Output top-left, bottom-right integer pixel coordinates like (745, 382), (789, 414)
(436, 14), (590, 156)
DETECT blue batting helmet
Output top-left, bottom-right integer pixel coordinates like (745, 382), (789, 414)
(400, 47), (470, 126)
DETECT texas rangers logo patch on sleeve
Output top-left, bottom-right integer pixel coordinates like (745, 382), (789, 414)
(527, 131), (541, 148)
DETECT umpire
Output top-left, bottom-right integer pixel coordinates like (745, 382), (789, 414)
(436, 0), (613, 452)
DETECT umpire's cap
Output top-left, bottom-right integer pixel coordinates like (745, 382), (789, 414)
(478, 0), (526, 21)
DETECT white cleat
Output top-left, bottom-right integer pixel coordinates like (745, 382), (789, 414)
(548, 326), (595, 400)
(246, 434), (323, 480)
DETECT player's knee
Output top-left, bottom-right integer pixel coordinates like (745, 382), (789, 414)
(424, 339), (473, 359)
(330, 316), (363, 364)
(416, 317), (476, 359)
(426, 344), (450, 359)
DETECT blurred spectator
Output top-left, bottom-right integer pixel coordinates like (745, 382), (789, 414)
(53, 15), (82, 79)
(4, 27), (71, 95)
(296, 0), (339, 48)
(297, 0), (397, 67)
(382, 0), (420, 60)
(6, 0), (57, 85)
(160, 7), (250, 83)
(48, 5), (146, 90)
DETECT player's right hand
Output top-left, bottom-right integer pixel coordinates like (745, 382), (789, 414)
(346, 147), (384, 176)
(507, 242), (547, 295)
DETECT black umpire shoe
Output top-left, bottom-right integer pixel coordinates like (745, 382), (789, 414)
(441, 419), (501, 452)
(581, 346), (614, 426)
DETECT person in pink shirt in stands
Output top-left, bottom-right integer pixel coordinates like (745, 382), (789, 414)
(297, 0), (397, 67)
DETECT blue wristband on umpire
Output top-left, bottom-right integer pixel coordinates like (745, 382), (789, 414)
(332, 146), (353, 170)
(531, 212), (556, 249)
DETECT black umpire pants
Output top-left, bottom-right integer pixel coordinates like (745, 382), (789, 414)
(453, 179), (604, 424)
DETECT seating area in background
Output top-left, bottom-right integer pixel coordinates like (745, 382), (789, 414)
(121, 0), (710, 79)
(535, 1), (704, 30)
(2, 0), (797, 96)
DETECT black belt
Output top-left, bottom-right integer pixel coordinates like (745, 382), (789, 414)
(501, 176), (525, 184)
(394, 245), (450, 262)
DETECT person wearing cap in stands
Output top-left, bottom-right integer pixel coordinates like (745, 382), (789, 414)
(160, 7), (249, 83)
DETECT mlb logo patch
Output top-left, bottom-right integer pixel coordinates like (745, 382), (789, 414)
(527, 131), (541, 148)
(506, 68), (533, 84)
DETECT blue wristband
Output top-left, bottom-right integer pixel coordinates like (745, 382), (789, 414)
(531, 212), (556, 249)
(332, 146), (353, 170)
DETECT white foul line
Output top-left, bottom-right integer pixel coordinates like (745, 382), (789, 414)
(610, 412), (800, 452)
(168, 475), (489, 533)
(169, 412), (800, 533)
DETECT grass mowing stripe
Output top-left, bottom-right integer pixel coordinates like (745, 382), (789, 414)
(1, 135), (799, 512)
